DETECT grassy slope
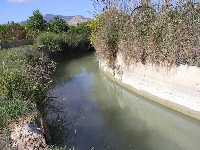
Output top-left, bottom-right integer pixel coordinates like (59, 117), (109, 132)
(0, 46), (37, 129)
(0, 45), (55, 129)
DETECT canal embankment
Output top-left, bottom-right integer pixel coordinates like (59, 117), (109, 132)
(0, 11), (92, 149)
(99, 52), (200, 120)
(90, 1), (200, 120)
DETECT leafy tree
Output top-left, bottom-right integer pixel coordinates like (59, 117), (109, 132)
(47, 16), (69, 33)
(27, 10), (46, 32)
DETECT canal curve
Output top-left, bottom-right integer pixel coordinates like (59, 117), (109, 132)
(47, 53), (200, 150)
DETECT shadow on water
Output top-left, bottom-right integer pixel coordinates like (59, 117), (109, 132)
(46, 53), (200, 150)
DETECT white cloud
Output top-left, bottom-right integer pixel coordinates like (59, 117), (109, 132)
(8, 0), (32, 3)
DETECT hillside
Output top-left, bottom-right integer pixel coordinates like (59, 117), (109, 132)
(44, 14), (91, 25)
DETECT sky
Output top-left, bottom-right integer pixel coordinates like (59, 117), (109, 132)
(0, 0), (94, 24)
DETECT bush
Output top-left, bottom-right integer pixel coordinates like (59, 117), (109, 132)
(92, 1), (200, 67)
(120, 7), (156, 65)
(35, 32), (67, 53)
(0, 23), (27, 41)
(67, 23), (91, 50)
(90, 8), (128, 67)
(0, 46), (56, 129)
(35, 25), (92, 56)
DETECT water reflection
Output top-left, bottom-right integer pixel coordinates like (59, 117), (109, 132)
(47, 53), (200, 150)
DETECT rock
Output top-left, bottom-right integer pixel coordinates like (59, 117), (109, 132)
(11, 123), (48, 150)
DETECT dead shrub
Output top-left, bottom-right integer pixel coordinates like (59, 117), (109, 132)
(92, 0), (200, 67)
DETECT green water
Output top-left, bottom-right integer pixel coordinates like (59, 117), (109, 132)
(47, 53), (200, 150)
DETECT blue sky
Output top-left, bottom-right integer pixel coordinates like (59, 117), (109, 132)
(0, 0), (93, 24)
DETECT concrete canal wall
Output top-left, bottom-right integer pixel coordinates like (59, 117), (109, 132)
(99, 52), (200, 120)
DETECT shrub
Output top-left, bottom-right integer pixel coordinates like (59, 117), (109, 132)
(0, 23), (31, 49)
(92, 0), (200, 67)
(0, 23), (27, 41)
(0, 46), (56, 129)
(67, 23), (91, 50)
(35, 32), (67, 53)
(120, 7), (156, 65)
(25, 56), (56, 107)
(91, 8), (128, 67)
(35, 25), (92, 56)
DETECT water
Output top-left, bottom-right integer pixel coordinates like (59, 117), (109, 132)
(47, 53), (200, 150)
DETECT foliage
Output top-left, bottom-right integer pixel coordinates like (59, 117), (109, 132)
(48, 17), (69, 33)
(0, 46), (56, 129)
(0, 9), (91, 131)
(120, 7), (156, 65)
(27, 10), (47, 33)
(0, 13), (45, 48)
(69, 22), (90, 39)
(35, 32), (67, 53)
(35, 23), (92, 55)
(68, 23), (91, 49)
(0, 22), (31, 49)
(90, 8), (128, 67)
(0, 10), (91, 51)
(0, 22), (27, 41)
(92, 0), (200, 67)
(88, 16), (103, 45)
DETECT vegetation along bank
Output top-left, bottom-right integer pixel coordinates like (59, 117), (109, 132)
(0, 9), (92, 149)
(90, 0), (200, 119)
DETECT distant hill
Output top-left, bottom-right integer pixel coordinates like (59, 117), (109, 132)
(20, 14), (91, 26)
(44, 14), (91, 25)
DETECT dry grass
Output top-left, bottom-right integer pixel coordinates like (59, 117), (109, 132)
(92, 0), (200, 68)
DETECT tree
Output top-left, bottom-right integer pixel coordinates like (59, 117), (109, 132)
(47, 17), (69, 33)
(141, 0), (151, 7)
(27, 10), (46, 32)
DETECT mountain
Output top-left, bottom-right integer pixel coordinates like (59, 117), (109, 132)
(20, 14), (91, 26)
(44, 14), (91, 25)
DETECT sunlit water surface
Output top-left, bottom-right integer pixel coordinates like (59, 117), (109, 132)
(47, 53), (200, 150)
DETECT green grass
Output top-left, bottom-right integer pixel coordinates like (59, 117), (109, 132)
(0, 97), (35, 128)
(0, 46), (55, 129)
(0, 46), (34, 129)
